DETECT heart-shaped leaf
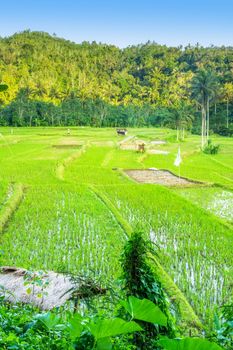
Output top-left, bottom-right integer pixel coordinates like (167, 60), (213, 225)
(158, 337), (224, 350)
(88, 318), (142, 340)
(122, 296), (167, 326)
(97, 337), (112, 350)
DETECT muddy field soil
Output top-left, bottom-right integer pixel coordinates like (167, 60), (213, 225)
(125, 169), (202, 186)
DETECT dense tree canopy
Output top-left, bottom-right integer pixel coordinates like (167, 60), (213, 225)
(0, 30), (232, 133)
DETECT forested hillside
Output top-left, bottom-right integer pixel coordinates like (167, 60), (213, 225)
(0, 30), (233, 132)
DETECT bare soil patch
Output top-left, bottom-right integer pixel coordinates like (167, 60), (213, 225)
(91, 141), (115, 147)
(150, 140), (166, 145)
(52, 144), (82, 149)
(120, 139), (146, 151)
(52, 138), (84, 148)
(148, 150), (169, 155)
(125, 169), (203, 187)
(118, 135), (135, 145)
(120, 144), (138, 150)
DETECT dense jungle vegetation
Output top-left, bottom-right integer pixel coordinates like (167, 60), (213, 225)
(0, 30), (233, 134)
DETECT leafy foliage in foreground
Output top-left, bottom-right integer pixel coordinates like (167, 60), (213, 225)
(121, 231), (176, 348)
(0, 298), (229, 349)
(211, 305), (233, 350)
(158, 337), (223, 350)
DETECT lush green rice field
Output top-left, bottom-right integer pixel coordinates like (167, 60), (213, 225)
(0, 127), (232, 326)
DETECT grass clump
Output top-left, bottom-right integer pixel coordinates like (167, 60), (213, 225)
(203, 140), (220, 154)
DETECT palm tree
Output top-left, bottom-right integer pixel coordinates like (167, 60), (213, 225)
(191, 69), (219, 148)
(168, 103), (194, 141)
(223, 82), (233, 128)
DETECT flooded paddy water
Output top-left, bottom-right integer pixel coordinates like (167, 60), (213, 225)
(176, 187), (233, 223)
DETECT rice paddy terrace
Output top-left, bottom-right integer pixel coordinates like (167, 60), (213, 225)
(0, 127), (232, 328)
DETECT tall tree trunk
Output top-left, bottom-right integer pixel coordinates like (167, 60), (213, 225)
(201, 109), (204, 149)
(207, 97), (210, 140)
(201, 104), (205, 149)
(214, 102), (217, 129)
(226, 98), (229, 128)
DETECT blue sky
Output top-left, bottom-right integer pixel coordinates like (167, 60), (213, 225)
(0, 0), (232, 47)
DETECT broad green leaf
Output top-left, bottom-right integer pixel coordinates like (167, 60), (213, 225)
(122, 296), (167, 326)
(97, 337), (112, 350)
(37, 312), (61, 330)
(158, 337), (224, 350)
(67, 314), (83, 340)
(88, 318), (142, 340)
(26, 288), (31, 295)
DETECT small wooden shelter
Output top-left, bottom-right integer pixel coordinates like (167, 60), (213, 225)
(116, 129), (128, 136)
